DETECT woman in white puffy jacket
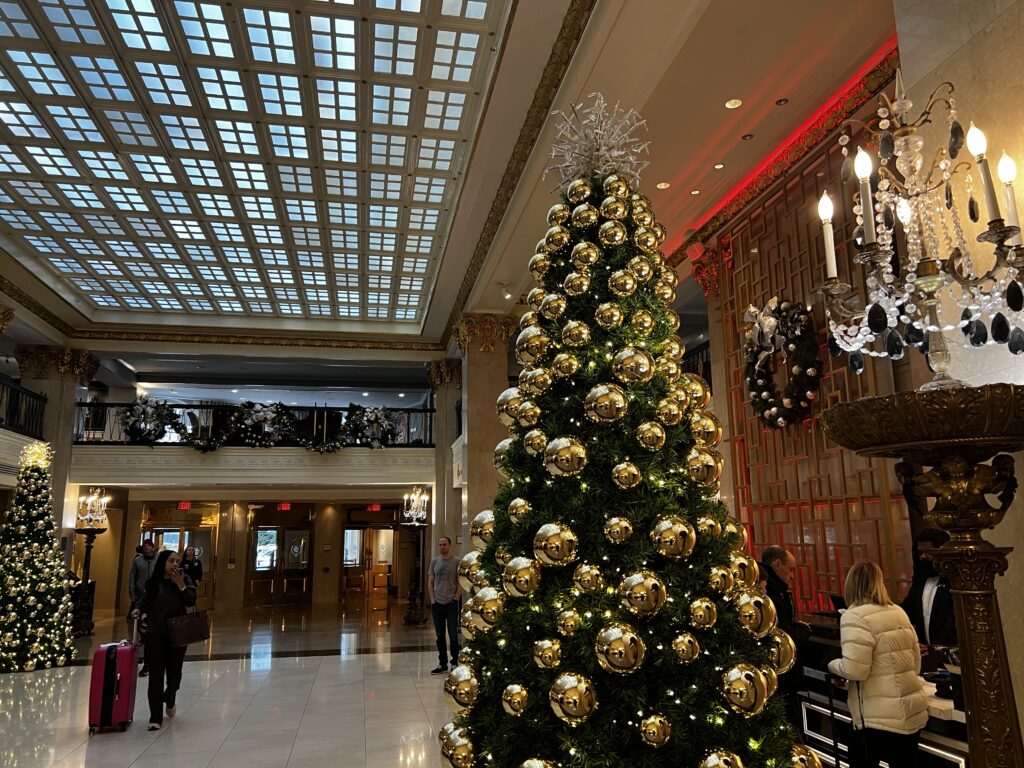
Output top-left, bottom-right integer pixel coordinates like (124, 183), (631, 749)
(828, 561), (929, 767)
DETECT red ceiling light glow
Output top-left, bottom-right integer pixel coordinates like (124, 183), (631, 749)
(277, 502), (291, 511)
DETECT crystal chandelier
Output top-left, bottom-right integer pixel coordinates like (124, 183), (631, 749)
(76, 487), (110, 529)
(402, 486), (429, 526)
(817, 70), (1024, 389)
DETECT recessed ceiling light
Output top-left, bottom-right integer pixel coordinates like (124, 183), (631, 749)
(741, 133), (754, 141)
(290, 402), (297, 406)
(362, 392), (369, 397)
(398, 393), (406, 398)
(656, 181), (671, 189)
(690, 189), (701, 195)
(775, 98), (789, 106)
(231, 389), (239, 393)
(713, 163), (725, 170)
(725, 99), (743, 109)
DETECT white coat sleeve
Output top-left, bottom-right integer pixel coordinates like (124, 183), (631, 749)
(827, 610), (875, 682)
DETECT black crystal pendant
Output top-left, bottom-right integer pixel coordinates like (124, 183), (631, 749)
(904, 323), (924, 347)
(886, 329), (906, 360)
(841, 155), (853, 184)
(853, 224), (865, 248)
(883, 205), (895, 230)
(1007, 280), (1024, 312)
(961, 307), (973, 335)
(849, 350), (865, 375)
(867, 303), (888, 333)
(945, 182), (953, 210)
(968, 196), (980, 223)
(969, 320), (988, 347)
(1009, 327), (1024, 355)
(879, 131), (895, 160)
(949, 120), (965, 159)
(827, 333), (842, 358)
(992, 312), (1011, 343)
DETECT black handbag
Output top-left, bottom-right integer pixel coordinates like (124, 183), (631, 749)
(167, 606), (210, 647)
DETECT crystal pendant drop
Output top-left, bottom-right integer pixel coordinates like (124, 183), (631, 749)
(827, 334), (842, 358)
(991, 312), (1011, 343)
(879, 131), (895, 160)
(949, 120), (965, 159)
(968, 196), (980, 223)
(904, 324), (924, 347)
(883, 205), (895, 230)
(852, 225), (865, 248)
(841, 155), (853, 184)
(849, 350), (865, 375)
(969, 320), (988, 347)
(1007, 280), (1024, 312)
(885, 329), (906, 360)
(945, 183), (953, 210)
(867, 303), (888, 333)
(1009, 327), (1024, 355)
(961, 308), (973, 335)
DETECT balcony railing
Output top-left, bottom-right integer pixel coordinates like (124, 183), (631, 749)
(73, 402), (434, 448)
(0, 375), (46, 439)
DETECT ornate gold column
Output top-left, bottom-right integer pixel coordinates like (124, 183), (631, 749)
(454, 313), (516, 552)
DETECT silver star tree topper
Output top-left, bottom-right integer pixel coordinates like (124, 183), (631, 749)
(545, 93), (650, 189)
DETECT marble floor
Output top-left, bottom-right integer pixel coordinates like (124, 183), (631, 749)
(1, 602), (451, 768)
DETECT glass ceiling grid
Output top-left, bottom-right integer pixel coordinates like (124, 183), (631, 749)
(0, 0), (505, 329)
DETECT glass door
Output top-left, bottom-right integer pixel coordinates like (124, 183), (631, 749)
(341, 528), (364, 592)
(247, 525), (312, 605)
(141, 526), (216, 609)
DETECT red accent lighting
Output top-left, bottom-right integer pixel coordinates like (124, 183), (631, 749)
(177, 501), (191, 511)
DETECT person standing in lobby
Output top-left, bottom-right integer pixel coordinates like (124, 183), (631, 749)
(427, 536), (462, 675)
(900, 529), (957, 661)
(180, 546), (203, 587)
(128, 538), (157, 677)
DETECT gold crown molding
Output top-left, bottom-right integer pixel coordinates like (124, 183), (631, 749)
(0, 274), (74, 336)
(454, 313), (517, 353)
(441, 0), (597, 347)
(71, 328), (445, 352)
(0, 305), (12, 335)
(670, 47), (900, 264)
(428, 359), (462, 390)
(14, 345), (98, 384)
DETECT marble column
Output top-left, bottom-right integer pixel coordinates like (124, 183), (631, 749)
(454, 314), (517, 551)
(428, 359), (462, 542)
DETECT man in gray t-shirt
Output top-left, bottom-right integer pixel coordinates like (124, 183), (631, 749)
(427, 536), (462, 674)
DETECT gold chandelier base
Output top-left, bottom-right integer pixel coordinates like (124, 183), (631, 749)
(821, 384), (1024, 768)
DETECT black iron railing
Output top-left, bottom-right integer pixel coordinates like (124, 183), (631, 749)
(73, 402), (434, 448)
(680, 341), (712, 393)
(0, 375), (46, 438)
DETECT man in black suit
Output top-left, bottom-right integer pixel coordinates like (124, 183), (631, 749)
(901, 529), (957, 659)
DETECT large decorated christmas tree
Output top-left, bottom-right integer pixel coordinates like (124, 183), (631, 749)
(0, 442), (75, 672)
(439, 98), (819, 768)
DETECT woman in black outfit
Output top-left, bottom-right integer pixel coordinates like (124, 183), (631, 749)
(180, 546), (203, 586)
(138, 549), (195, 731)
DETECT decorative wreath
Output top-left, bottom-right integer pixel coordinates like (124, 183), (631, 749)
(230, 401), (297, 448)
(338, 405), (398, 449)
(743, 297), (821, 429)
(118, 396), (177, 445)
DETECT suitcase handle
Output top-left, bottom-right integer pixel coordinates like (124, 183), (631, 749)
(114, 672), (121, 701)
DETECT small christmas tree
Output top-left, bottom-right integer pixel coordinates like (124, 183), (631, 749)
(0, 442), (75, 672)
(438, 97), (820, 768)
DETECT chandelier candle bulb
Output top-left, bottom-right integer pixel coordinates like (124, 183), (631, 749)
(997, 152), (1022, 246)
(818, 192), (837, 279)
(966, 122), (1001, 223)
(854, 148), (876, 244)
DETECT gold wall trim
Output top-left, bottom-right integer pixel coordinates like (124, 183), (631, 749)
(14, 345), (98, 383)
(442, 0), (598, 347)
(428, 359), (463, 390)
(454, 313), (517, 354)
(0, 274), (73, 336)
(71, 328), (445, 352)
(0, 305), (12, 335)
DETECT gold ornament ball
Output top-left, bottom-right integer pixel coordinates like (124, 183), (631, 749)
(599, 195), (627, 220)
(536, 237), (554, 255)
(655, 398), (683, 426)
(724, 516), (748, 548)
(658, 267), (679, 287)
(696, 515), (722, 537)
(612, 346), (655, 383)
(630, 310), (655, 335)
(470, 587), (505, 632)
(520, 367), (554, 396)
(599, 220), (628, 247)
(700, 750), (745, 768)
(516, 326), (551, 365)
(792, 744), (825, 768)
(502, 556), (541, 597)
(549, 671), (598, 726)
(722, 662), (770, 717)
(519, 761), (556, 768)
(627, 255), (654, 281)
(523, 428), (548, 456)
(608, 268), (637, 297)
(539, 293), (567, 321)
(571, 203), (599, 228)
(561, 319), (590, 346)
(631, 206), (654, 227)
(547, 202), (571, 225)
(603, 173), (630, 198)
(692, 410), (724, 447)
(563, 270), (591, 296)
(470, 509), (494, 551)
(763, 665), (779, 697)
(672, 632), (701, 663)
(495, 547), (513, 568)
(635, 421), (666, 451)
(634, 227), (658, 252)
(769, 628), (797, 674)
(529, 253), (551, 281)
(570, 241), (600, 269)
(457, 647), (474, 667)
(650, 516), (696, 558)
(444, 740), (474, 768)
(729, 552), (760, 589)
(567, 178), (593, 203)
(527, 286), (548, 311)
(496, 387), (525, 427)
(573, 563), (603, 592)
(667, 385), (690, 411)
(443, 665), (478, 713)
(551, 352), (580, 378)
(653, 222), (667, 244)
(690, 596), (718, 628)
(709, 565), (734, 593)
(517, 399), (542, 427)
(555, 609), (582, 636)
(603, 516), (634, 544)
(544, 225), (570, 251)
(459, 605), (476, 639)
(653, 282), (676, 303)
(661, 336), (685, 361)
(493, 438), (515, 475)
(520, 310), (541, 330)
(680, 373), (712, 408)
(438, 721), (458, 749)
(733, 588), (778, 638)
(687, 448), (723, 488)
(594, 622), (646, 674)
(666, 309), (680, 331)
(595, 302), (624, 329)
(611, 461), (642, 489)
(656, 357), (681, 382)
(507, 497), (531, 524)
(619, 570), (668, 617)
(533, 522), (579, 566)
(543, 436), (588, 477)
(639, 714), (671, 747)
(584, 383), (629, 422)
(457, 550), (483, 592)
(502, 683), (529, 716)
(533, 638), (561, 668)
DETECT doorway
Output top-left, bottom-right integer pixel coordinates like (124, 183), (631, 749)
(247, 525), (313, 606)
(341, 527), (394, 596)
(141, 526), (215, 609)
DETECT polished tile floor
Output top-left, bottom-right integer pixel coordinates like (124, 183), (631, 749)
(1, 602), (450, 768)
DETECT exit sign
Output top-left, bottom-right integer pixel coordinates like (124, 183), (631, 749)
(366, 503), (381, 512)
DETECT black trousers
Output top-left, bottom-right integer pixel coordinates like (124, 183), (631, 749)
(145, 636), (186, 725)
(849, 728), (920, 768)
(431, 600), (460, 667)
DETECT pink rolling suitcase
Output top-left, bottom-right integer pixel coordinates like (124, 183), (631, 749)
(88, 637), (139, 734)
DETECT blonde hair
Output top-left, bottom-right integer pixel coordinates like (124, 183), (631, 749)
(844, 561), (893, 607)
